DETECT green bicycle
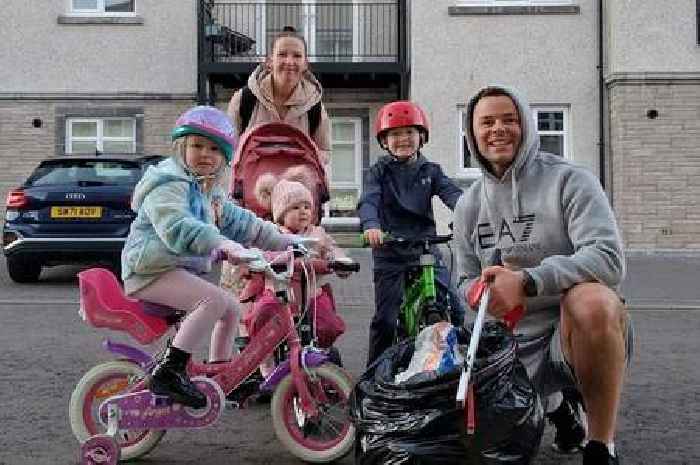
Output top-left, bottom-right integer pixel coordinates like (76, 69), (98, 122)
(363, 233), (455, 341)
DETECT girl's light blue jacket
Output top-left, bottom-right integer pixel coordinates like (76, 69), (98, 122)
(121, 157), (287, 294)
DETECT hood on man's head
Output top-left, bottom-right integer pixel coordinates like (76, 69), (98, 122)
(464, 84), (540, 178)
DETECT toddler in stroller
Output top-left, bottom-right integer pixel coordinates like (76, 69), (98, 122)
(221, 122), (354, 381)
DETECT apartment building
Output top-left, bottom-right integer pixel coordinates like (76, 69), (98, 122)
(0, 0), (409, 232)
(0, 1), (198, 202)
(411, 0), (700, 251)
(4, 1), (699, 251)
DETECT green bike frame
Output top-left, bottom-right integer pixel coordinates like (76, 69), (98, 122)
(400, 252), (436, 338)
(362, 232), (452, 340)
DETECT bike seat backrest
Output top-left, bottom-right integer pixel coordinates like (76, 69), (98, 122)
(77, 268), (170, 345)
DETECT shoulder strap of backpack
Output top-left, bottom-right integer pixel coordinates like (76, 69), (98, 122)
(239, 86), (256, 133)
(308, 100), (323, 137)
(241, 84), (322, 136)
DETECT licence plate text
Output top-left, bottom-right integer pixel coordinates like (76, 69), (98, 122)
(50, 206), (103, 219)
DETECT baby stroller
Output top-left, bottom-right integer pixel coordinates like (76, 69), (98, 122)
(226, 122), (352, 366)
(230, 122), (329, 223)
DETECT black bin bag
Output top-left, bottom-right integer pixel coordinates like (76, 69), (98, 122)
(350, 322), (544, 465)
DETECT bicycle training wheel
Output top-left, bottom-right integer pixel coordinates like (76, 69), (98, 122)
(69, 360), (166, 461)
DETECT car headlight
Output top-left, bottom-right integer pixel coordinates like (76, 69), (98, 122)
(5, 210), (19, 221)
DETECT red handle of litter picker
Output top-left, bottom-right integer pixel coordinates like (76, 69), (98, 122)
(503, 305), (525, 330)
(467, 279), (488, 308)
(467, 278), (524, 330)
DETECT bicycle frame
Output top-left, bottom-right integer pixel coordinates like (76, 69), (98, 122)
(400, 250), (437, 338)
(362, 233), (453, 340)
(78, 250), (333, 431)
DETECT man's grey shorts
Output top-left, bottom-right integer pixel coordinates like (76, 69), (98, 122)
(516, 309), (634, 410)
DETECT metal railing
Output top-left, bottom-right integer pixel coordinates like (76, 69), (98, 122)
(201, 1), (400, 63)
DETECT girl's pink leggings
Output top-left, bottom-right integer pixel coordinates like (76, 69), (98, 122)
(133, 269), (239, 362)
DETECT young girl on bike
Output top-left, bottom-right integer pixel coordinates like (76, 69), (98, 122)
(229, 169), (350, 377)
(121, 105), (303, 409)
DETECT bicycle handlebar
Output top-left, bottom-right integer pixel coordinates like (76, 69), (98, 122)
(361, 232), (453, 248)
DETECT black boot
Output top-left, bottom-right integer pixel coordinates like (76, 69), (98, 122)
(149, 346), (207, 409)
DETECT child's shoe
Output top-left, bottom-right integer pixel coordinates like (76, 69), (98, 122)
(149, 346), (207, 409)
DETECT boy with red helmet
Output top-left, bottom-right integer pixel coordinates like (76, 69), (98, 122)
(358, 101), (464, 366)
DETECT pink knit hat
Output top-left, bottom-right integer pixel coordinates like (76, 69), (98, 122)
(271, 179), (313, 223)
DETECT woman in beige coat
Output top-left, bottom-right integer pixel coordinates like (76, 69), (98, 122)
(227, 27), (332, 166)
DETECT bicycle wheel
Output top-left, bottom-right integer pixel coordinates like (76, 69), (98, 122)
(271, 363), (355, 463)
(69, 360), (165, 461)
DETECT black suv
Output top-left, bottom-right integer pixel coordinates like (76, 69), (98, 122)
(2, 155), (164, 283)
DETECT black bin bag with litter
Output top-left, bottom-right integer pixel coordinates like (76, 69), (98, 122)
(350, 322), (544, 465)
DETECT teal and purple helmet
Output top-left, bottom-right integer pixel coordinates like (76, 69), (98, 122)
(171, 106), (236, 163)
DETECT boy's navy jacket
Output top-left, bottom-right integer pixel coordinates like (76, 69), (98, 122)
(358, 152), (462, 266)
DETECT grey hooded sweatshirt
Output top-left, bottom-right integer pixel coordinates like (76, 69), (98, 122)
(453, 85), (625, 338)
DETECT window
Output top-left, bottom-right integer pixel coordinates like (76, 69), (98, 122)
(27, 160), (141, 187)
(71, 0), (135, 14)
(66, 118), (136, 154)
(697, 0), (700, 45)
(326, 118), (362, 218)
(457, 0), (571, 4)
(458, 107), (479, 176)
(458, 105), (569, 174)
(533, 107), (568, 158)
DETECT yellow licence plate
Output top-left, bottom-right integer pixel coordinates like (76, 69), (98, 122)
(51, 206), (103, 219)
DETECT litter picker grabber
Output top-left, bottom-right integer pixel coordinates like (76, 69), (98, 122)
(456, 249), (502, 410)
(455, 278), (489, 434)
(455, 249), (525, 434)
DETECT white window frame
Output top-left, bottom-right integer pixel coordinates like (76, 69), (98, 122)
(66, 118), (136, 154)
(457, 106), (480, 178)
(456, 104), (570, 176)
(532, 105), (569, 159)
(69, 0), (136, 16)
(323, 117), (362, 221)
(456, 0), (572, 5)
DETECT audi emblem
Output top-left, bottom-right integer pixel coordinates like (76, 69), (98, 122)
(65, 192), (86, 200)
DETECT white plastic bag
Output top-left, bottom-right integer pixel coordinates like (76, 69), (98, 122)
(394, 322), (464, 383)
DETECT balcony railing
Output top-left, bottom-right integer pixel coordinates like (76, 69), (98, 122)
(201, 1), (401, 63)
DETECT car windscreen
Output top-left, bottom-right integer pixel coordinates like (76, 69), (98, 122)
(26, 160), (142, 187)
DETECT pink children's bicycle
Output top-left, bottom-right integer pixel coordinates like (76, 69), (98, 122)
(69, 244), (359, 465)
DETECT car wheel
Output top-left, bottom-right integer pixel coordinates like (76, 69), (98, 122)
(6, 256), (42, 283)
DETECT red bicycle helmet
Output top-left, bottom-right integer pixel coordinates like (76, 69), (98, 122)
(374, 101), (430, 147)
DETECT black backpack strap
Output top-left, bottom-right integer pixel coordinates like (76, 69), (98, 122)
(239, 86), (256, 133)
(308, 100), (323, 137)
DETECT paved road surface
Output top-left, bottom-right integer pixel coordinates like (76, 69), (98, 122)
(1, 250), (699, 464)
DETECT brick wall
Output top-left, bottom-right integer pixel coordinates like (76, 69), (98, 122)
(610, 83), (700, 250)
(0, 98), (194, 213)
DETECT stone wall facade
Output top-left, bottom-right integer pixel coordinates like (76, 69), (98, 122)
(609, 80), (700, 250)
(0, 96), (195, 209)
